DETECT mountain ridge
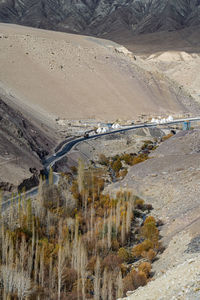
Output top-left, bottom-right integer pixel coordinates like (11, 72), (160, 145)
(0, 0), (200, 37)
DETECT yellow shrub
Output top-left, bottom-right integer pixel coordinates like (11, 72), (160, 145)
(138, 262), (151, 277)
(144, 216), (156, 225)
(118, 247), (130, 262)
(162, 133), (173, 141)
(147, 249), (156, 262)
(141, 222), (159, 244)
(132, 244), (144, 258)
(132, 240), (153, 258)
(132, 271), (147, 289)
(132, 154), (148, 165)
(134, 198), (144, 208)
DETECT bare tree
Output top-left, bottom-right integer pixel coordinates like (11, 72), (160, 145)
(1, 265), (33, 300)
(57, 220), (70, 300)
(94, 256), (101, 300)
(77, 159), (84, 194)
(102, 268), (108, 300)
(116, 271), (123, 298)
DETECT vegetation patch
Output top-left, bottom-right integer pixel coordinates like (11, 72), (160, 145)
(0, 161), (163, 299)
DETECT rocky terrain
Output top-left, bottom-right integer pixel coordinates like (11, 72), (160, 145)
(106, 130), (200, 299)
(0, 0), (200, 37)
(53, 127), (166, 173)
(117, 27), (200, 106)
(0, 92), (58, 193)
(2, 23), (198, 194)
(0, 1), (200, 298)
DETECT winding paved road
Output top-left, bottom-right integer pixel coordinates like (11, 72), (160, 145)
(2, 116), (200, 210)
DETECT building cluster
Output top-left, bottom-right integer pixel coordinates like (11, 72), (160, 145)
(151, 115), (174, 124)
(96, 123), (121, 134)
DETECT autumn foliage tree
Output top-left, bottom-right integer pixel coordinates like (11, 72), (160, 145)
(0, 166), (162, 299)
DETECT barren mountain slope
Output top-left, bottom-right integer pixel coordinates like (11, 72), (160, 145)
(110, 25), (200, 55)
(109, 130), (200, 299)
(0, 0), (200, 37)
(116, 26), (200, 106)
(0, 91), (57, 192)
(0, 23), (198, 122)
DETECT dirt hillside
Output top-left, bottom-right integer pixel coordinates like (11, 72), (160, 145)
(114, 25), (200, 107)
(109, 130), (200, 299)
(0, 23), (196, 122)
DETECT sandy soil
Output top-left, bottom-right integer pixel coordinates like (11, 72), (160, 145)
(0, 23), (194, 123)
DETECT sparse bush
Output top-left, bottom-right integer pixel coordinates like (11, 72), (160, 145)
(141, 140), (153, 150)
(111, 239), (120, 251)
(119, 168), (128, 179)
(132, 243), (143, 258)
(99, 154), (109, 166)
(112, 159), (122, 173)
(102, 254), (122, 272)
(132, 240), (154, 258)
(132, 154), (149, 165)
(138, 262), (151, 277)
(121, 153), (134, 165)
(146, 249), (156, 262)
(141, 222), (159, 244)
(162, 133), (173, 141)
(63, 268), (77, 291)
(132, 271), (147, 289)
(144, 203), (153, 212)
(123, 268), (147, 294)
(134, 197), (145, 209)
(70, 166), (77, 175)
(123, 273), (135, 293)
(118, 247), (131, 262)
(144, 216), (156, 225)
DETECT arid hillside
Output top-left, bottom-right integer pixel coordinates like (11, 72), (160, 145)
(0, 23), (198, 122)
(109, 130), (200, 299)
(113, 25), (200, 107)
(0, 91), (58, 192)
(109, 25), (200, 55)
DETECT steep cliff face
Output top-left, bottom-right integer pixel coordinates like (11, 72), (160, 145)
(0, 0), (200, 36)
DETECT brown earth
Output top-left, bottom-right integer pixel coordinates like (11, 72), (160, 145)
(111, 26), (200, 107)
(0, 23), (198, 123)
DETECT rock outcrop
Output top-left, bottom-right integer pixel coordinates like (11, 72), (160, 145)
(0, 0), (200, 37)
(0, 94), (56, 190)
